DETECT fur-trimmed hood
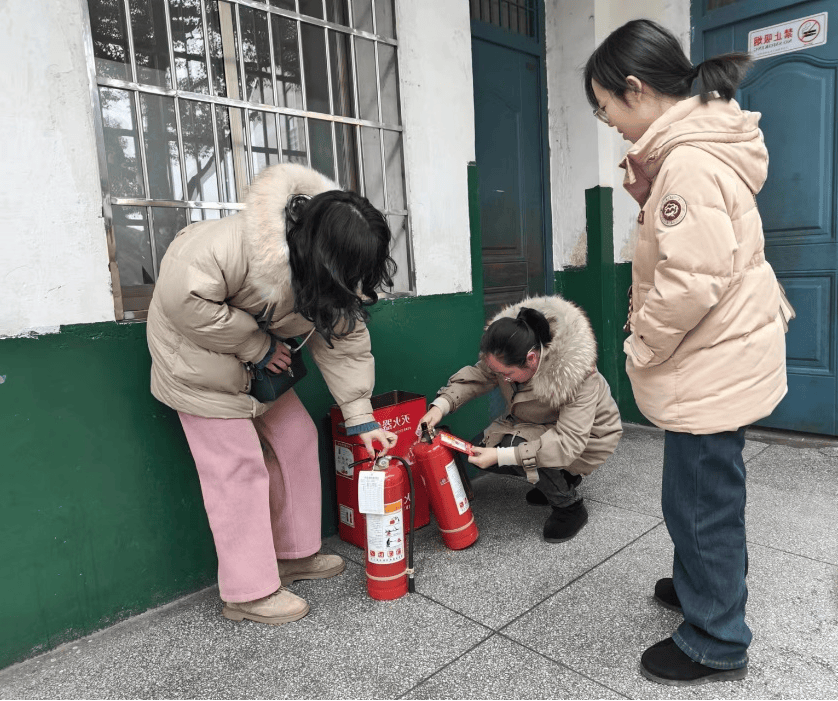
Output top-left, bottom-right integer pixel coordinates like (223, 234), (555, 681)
(147, 163), (382, 423)
(489, 295), (597, 408)
(242, 163), (338, 305)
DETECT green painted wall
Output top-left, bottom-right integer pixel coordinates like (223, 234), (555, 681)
(0, 165), (492, 669)
(554, 186), (646, 425)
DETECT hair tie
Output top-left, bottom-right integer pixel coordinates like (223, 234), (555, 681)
(285, 193), (311, 225)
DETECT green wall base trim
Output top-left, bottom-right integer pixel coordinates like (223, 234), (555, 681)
(1, 322), (217, 669)
(553, 187), (647, 427)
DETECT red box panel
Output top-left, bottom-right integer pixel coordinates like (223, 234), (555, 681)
(331, 391), (430, 548)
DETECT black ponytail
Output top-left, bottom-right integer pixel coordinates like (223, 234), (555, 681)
(693, 53), (753, 102)
(480, 307), (553, 368)
(584, 19), (752, 107)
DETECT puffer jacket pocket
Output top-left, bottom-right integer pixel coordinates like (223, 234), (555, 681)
(625, 333), (655, 367)
(172, 344), (250, 395)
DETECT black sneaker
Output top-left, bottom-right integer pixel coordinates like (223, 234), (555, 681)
(543, 499), (588, 542)
(640, 637), (747, 686)
(654, 577), (683, 613)
(525, 488), (549, 505)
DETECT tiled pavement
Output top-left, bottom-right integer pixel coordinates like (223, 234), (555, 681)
(1, 424), (836, 699)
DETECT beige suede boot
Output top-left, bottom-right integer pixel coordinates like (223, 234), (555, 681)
(276, 553), (345, 584)
(222, 587), (309, 625)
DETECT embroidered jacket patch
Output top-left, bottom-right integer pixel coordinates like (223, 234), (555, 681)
(660, 194), (687, 226)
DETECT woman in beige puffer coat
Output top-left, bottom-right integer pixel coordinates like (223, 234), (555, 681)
(146, 163), (398, 626)
(419, 296), (622, 543)
(585, 19), (791, 687)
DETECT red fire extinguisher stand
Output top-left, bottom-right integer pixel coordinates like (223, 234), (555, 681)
(411, 424), (479, 550)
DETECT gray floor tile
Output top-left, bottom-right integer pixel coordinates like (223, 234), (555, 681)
(745, 445), (838, 565)
(402, 634), (625, 700)
(747, 444), (838, 495)
(0, 560), (489, 700)
(583, 425), (665, 518)
(503, 526), (838, 700)
(369, 473), (659, 629)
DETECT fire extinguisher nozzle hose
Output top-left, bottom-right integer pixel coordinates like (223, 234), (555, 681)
(388, 455), (416, 594)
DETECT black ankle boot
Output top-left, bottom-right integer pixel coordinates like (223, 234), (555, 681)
(641, 638), (747, 686)
(543, 499), (588, 542)
(654, 577), (683, 613)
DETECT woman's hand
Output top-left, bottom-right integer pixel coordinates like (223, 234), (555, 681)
(467, 446), (498, 470)
(265, 342), (292, 374)
(359, 428), (398, 458)
(416, 406), (443, 435)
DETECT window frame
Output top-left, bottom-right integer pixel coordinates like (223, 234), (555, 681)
(81, 0), (414, 321)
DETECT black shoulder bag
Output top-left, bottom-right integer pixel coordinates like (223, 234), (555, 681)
(248, 308), (314, 403)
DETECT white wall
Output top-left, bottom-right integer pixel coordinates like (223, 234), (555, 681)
(0, 0), (115, 337)
(545, 0), (598, 269)
(396, 0), (476, 296)
(546, 0), (690, 267)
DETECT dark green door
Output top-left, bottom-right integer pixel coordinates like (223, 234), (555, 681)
(471, 2), (550, 320)
(694, 0), (838, 435)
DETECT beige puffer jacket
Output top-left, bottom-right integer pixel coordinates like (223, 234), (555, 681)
(621, 95), (787, 434)
(146, 163), (377, 426)
(433, 296), (622, 476)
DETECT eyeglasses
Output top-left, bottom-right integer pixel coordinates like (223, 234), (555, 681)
(593, 106), (610, 124)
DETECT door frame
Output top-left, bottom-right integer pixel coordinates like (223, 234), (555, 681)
(470, 1), (553, 302)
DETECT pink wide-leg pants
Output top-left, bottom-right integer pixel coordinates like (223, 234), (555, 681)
(179, 390), (322, 602)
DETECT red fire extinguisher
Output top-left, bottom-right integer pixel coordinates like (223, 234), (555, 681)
(411, 424), (479, 550)
(353, 455), (416, 601)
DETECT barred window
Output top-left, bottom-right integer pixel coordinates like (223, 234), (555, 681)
(84, 0), (411, 320)
(469, 0), (535, 38)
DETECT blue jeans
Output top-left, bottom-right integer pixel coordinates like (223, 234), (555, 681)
(662, 429), (750, 669)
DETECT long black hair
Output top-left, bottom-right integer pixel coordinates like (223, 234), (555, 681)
(584, 19), (752, 108)
(480, 307), (552, 368)
(286, 189), (397, 345)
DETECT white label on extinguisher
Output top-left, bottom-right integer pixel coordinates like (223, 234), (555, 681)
(445, 460), (469, 515)
(366, 502), (405, 565)
(358, 471), (385, 514)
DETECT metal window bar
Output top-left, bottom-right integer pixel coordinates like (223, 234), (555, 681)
(95, 75), (402, 130)
(293, 8), (312, 166)
(164, 1), (190, 215)
(265, 5), (282, 169)
(322, 4), (339, 180)
(123, 0), (160, 282)
(200, 1), (225, 202)
(370, 0), (388, 212)
(345, 0), (364, 197)
(234, 2), (255, 186)
(471, 0), (534, 37)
